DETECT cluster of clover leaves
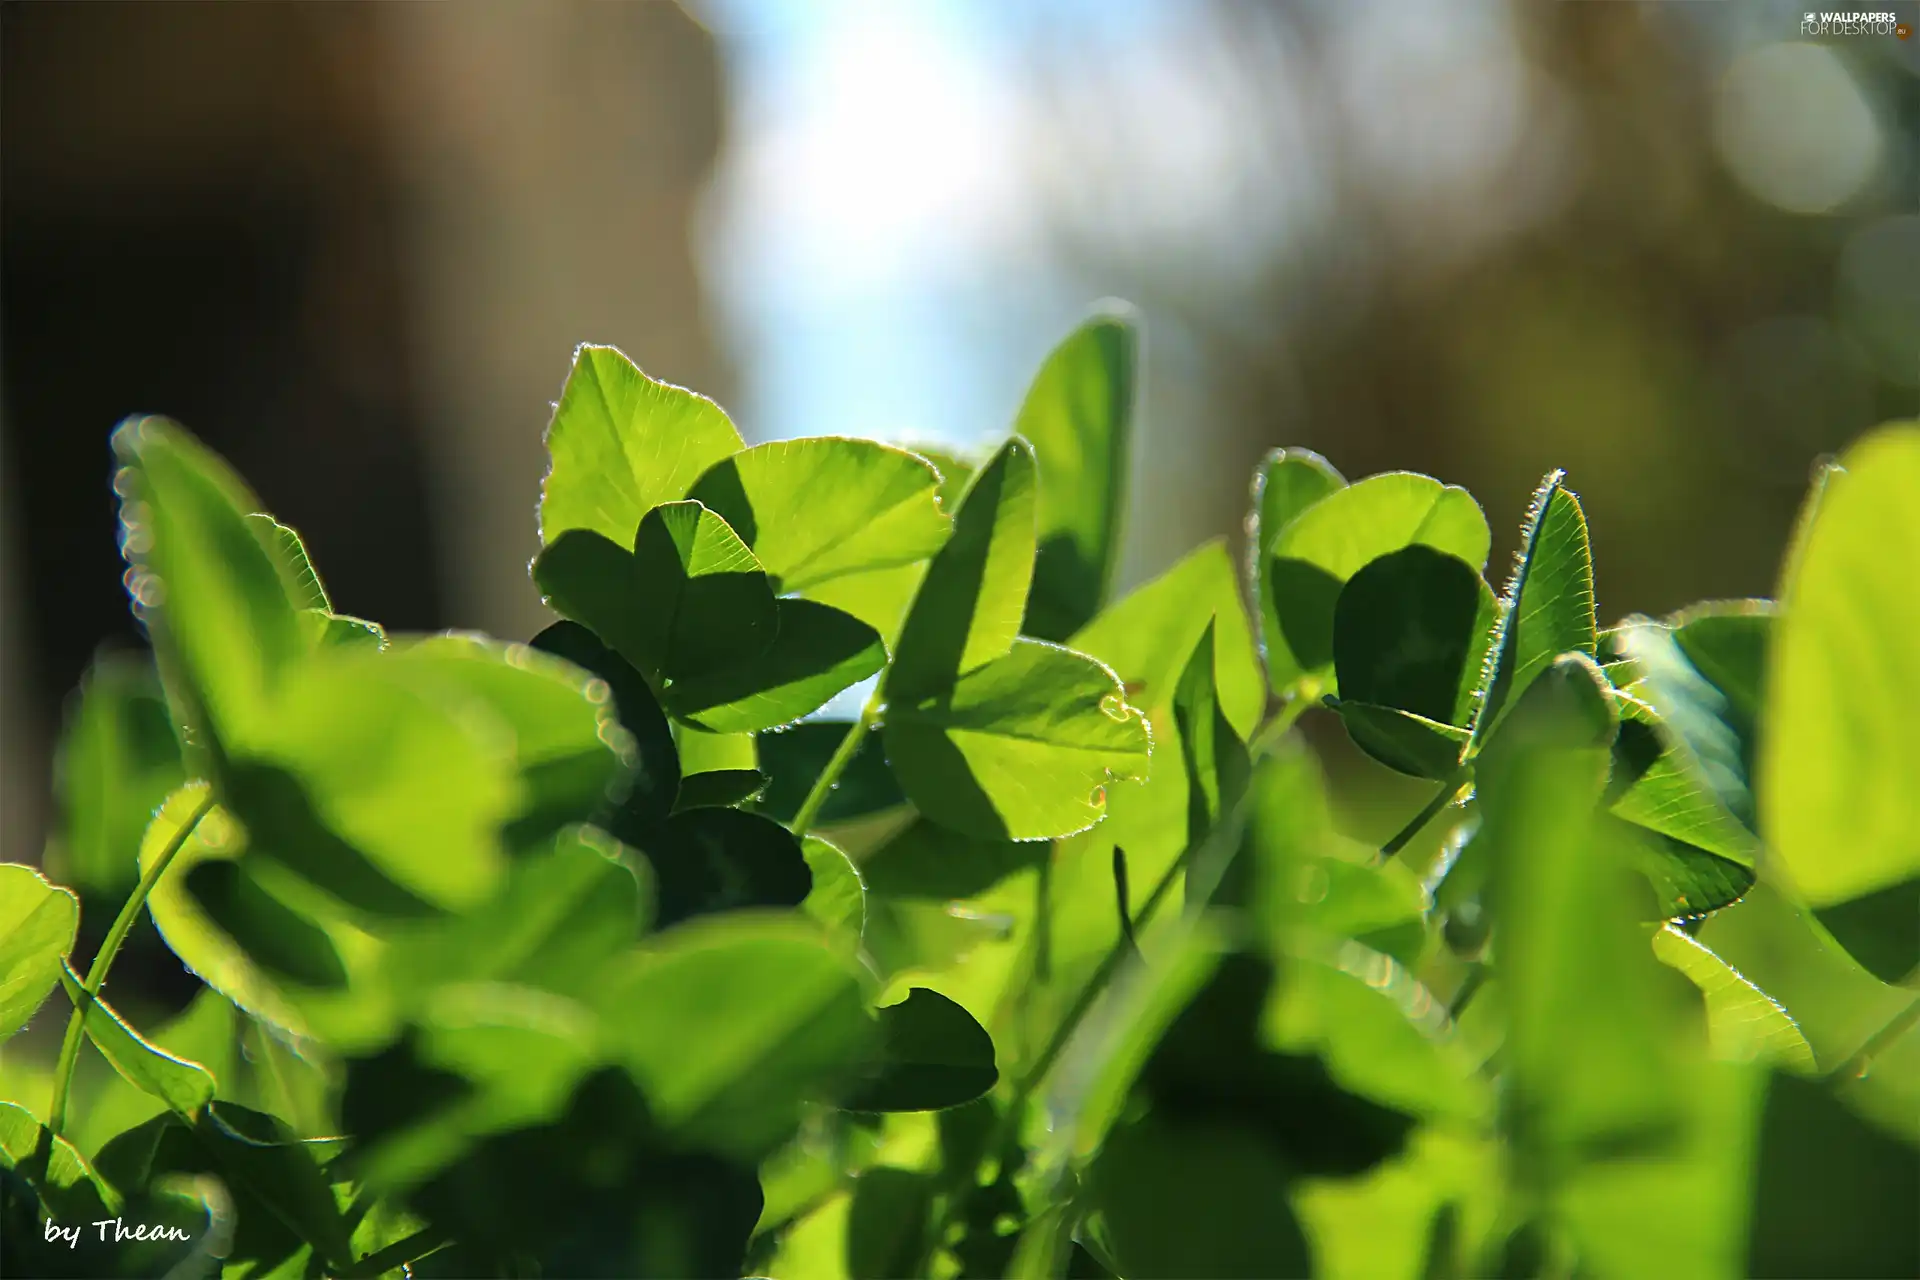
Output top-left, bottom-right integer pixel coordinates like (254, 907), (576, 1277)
(0, 303), (1915, 1279)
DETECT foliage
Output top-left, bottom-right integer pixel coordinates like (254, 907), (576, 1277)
(4, 313), (1915, 1279)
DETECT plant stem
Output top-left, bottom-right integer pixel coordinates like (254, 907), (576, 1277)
(338, 1227), (450, 1278)
(48, 789), (215, 1136)
(919, 831), (1199, 1272)
(1248, 681), (1317, 756)
(1834, 996), (1920, 1083)
(1381, 766), (1470, 861)
(789, 693), (881, 837)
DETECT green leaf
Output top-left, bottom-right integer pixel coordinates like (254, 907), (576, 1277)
(755, 721), (904, 827)
(662, 599), (885, 734)
(884, 438), (1037, 704)
(313, 611), (387, 648)
(1478, 654), (1680, 1156)
(532, 527), (654, 665)
(229, 647), (518, 914)
(1478, 654), (1764, 1276)
(59, 961), (215, 1117)
(1600, 816), (1756, 920)
(804, 562), (929, 656)
(1333, 546), (1493, 725)
(538, 344), (745, 547)
(1763, 423), (1920, 906)
(594, 914), (872, 1161)
(112, 417), (305, 748)
(0, 864), (79, 1045)
(245, 513), (331, 614)
(51, 651), (185, 899)
(631, 501), (781, 684)
(195, 1101), (355, 1271)
(1249, 448), (1346, 694)
(1611, 611), (1764, 850)
(1331, 703), (1472, 782)
(1748, 1072), (1920, 1278)
(1088, 1113), (1313, 1279)
(344, 984), (603, 1193)
(1328, 544), (1494, 777)
(621, 807), (812, 929)
(1697, 879), (1914, 1074)
(1266, 471), (1490, 692)
(674, 770), (770, 812)
(675, 723), (757, 775)
(904, 442), (979, 510)
(1471, 473), (1597, 744)
(1651, 925), (1816, 1072)
(688, 437), (949, 592)
(184, 859), (348, 989)
(1242, 741), (1429, 962)
(1017, 307), (1138, 641)
(143, 784), (314, 1036)
(1173, 621), (1250, 902)
(845, 1166), (935, 1280)
(390, 633), (631, 845)
(1068, 538), (1265, 738)
(842, 988), (997, 1112)
(1266, 953), (1487, 1125)
(884, 639), (1151, 841)
(390, 825), (651, 1002)
(858, 818), (1044, 902)
(0, 1099), (119, 1222)
(532, 621), (680, 827)
(1815, 878), (1919, 986)
(67, 986), (242, 1158)
(801, 836), (866, 957)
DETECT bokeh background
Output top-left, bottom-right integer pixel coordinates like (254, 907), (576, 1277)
(4, 0), (1917, 883)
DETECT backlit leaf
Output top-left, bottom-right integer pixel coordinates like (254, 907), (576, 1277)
(594, 915), (872, 1161)
(1652, 925), (1815, 1072)
(532, 621), (679, 827)
(538, 344), (745, 546)
(842, 988), (998, 1112)
(631, 501), (779, 683)
(1068, 538), (1265, 737)
(884, 438), (1037, 704)
(1018, 307), (1137, 642)
(885, 639), (1150, 841)
(59, 961), (216, 1118)
(688, 438), (949, 593)
(1471, 473), (1597, 745)
(112, 416), (304, 749)
(1763, 423), (1920, 906)
(755, 721), (904, 827)
(674, 770), (770, 812)
(391, 633), (631, 845)
(0, 864), (79, 1044)
(231, 647), (518, 914)
(1266, 471), (1490, 692)
(801, 836), (866, 957)
(1249, 448), (1346, 694)
(49, 651), (186, 899)
(663, 599), (885, 734)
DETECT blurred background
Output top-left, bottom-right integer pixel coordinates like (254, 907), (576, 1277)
(4, 0), (1918, 878)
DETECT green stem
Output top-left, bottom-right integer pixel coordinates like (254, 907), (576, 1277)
(1381, 766), (1470, 861)
(338, 1227), (450, 1278)
(48, 790), (215, 1136)
(789, 693), (881, 837)
(1834, 996), (1920, 1083)
(919, 833), (1197, 1272)
(1248, 681), (1318, 756)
